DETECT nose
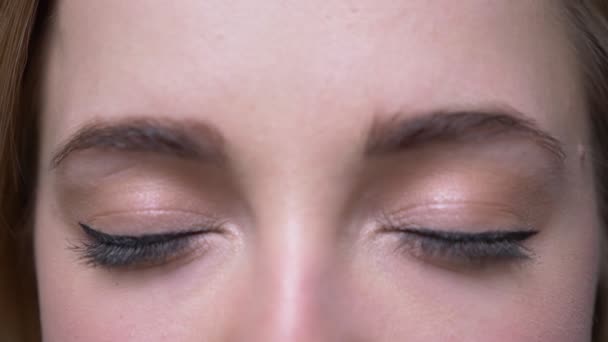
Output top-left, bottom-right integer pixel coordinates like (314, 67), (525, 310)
(259, 263), (332, 342)
(229, 214), (348, 342)
(256, 232), (341, 342)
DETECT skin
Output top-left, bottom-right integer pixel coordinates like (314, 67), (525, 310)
(34, 0), (601, 341)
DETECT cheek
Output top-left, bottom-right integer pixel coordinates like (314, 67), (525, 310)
(347, 262), (596, 342)
(36, 243), (248, 342)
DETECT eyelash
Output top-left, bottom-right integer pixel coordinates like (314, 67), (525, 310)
(72, 219), (538, 270)
(381, 224), (538, 265)
(72, 222), (224, 268)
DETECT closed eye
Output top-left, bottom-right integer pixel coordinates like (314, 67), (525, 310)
(384, 226), (539, 265)
(71, 223), (222, 268)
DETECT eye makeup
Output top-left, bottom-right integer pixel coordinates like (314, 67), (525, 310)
(72, 222), (225, 268)
(383, 225), (539, 264)
(54, 145), (244, 271)
(373, 199), (541, 269)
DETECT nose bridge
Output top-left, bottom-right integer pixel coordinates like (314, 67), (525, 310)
(228, 134), (353, 341)
(251, 213), (338, 342)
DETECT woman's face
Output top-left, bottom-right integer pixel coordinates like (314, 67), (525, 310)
(34, 0), (601, 341)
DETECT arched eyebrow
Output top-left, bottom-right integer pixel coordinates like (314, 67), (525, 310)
(365, 110), (566, 167)
(50, 118), (226, 169)
(51, 110), (566, 170)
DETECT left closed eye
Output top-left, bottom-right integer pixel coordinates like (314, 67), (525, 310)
(382, 225), (539, 265)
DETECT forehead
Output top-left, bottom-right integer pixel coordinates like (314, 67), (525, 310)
(44, 0), (584, 151)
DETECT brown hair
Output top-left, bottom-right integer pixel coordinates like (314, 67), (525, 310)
(562, 2), (608, 339)
(0, 0), (40, 341)
(1, 1), (607, 341)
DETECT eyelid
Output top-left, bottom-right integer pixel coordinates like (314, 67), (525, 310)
(379, 222), (539, 265)
(72, 222), (224, 269)
(398, 227), (538, 245)
(80, 223), (211, 246)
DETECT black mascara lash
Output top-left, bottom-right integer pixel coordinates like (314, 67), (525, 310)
(393, 227), (539, 262)
(74, 223), (209, 268)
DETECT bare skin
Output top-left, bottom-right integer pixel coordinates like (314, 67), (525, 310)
(35, 0), (600, 341)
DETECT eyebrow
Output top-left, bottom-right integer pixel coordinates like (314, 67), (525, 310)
(51, 118), (226, 169)
(365, 110), (566, 166)
(51, 110), (565, 170)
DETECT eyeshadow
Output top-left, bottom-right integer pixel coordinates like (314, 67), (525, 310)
(52, 147), (243, 238)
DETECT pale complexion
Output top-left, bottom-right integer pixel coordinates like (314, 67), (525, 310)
(35, 0), (600, 341)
